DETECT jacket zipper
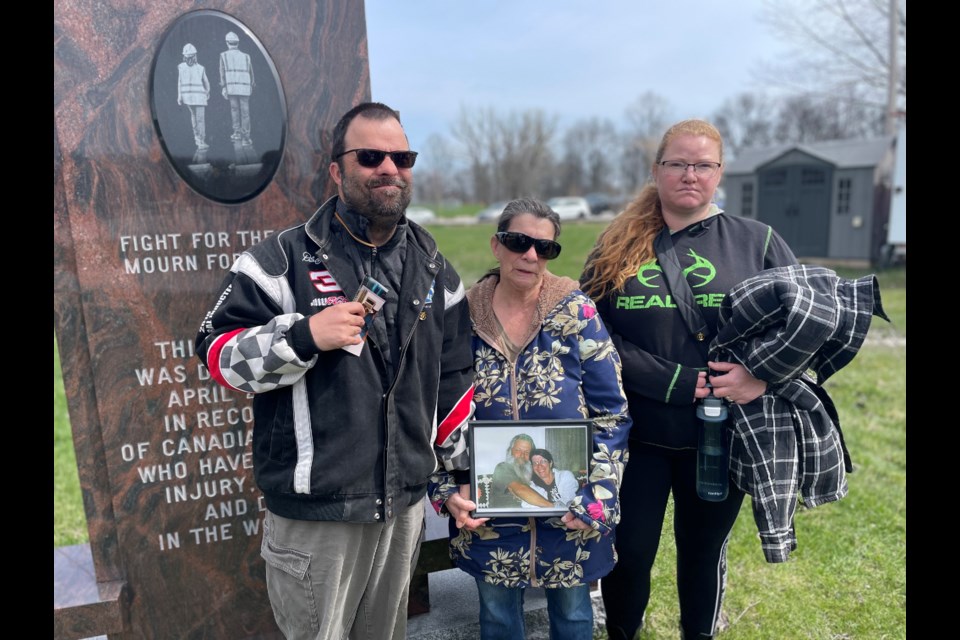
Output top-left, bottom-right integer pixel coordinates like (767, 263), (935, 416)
(385, 248), (437, 399)
(528, 517), (539, 586)
(476, 309), (542, 586)
(368, 244), (394, 520)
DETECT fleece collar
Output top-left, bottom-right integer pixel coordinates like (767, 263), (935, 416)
(467, 271), (579, 346)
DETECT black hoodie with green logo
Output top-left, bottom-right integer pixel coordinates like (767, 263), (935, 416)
(586, 213), (797, 450)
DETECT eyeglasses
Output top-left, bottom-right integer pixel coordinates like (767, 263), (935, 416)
(496, 231), (562, 260)
(531, 458), (551, 467)
(659, 161), (721, 178)
(334, 148), (418, 169)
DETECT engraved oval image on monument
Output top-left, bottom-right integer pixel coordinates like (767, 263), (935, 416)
(150, 10), (287, 204)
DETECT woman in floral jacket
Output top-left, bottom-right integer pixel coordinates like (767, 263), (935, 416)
(431, 198), (632, 640)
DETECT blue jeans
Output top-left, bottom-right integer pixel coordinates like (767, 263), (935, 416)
(475, 579), (594, 640)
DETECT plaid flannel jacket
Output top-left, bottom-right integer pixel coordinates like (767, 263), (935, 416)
(709, 265), (888, 562)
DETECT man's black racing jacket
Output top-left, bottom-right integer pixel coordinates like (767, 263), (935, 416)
(195, 197), (475, 523)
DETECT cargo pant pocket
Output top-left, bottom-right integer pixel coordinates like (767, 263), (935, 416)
(260, 513), (319, 636)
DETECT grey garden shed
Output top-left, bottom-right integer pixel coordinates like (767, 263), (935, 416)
(723, 136), (896, 263)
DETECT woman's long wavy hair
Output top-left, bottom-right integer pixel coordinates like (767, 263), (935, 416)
(581, 119), (724, 301)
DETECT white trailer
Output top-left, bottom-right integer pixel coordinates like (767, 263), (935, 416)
(885, 122), (906, 264)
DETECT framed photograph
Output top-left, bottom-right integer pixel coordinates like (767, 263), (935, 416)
(470, 419), (592, 518)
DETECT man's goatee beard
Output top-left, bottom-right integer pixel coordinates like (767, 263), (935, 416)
(513, 460), (533, 482)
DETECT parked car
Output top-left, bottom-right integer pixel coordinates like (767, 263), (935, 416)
(584, 193), (617, 217)
(547, 196), (591, 220)
(406, 205), (437, 224)
(476, 201), (509, 223)
(712, 186), (726, 209)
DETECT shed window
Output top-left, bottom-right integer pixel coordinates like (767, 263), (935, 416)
(837, 178), (852, 214)
(762, 170), (786, 187)
(741, 183), (754, 218)
(802, 168), (826, 185)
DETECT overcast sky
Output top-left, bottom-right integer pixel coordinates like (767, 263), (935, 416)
(365, 1), (791, 153)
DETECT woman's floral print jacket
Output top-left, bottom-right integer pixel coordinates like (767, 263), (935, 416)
(429, 272), (632, 588)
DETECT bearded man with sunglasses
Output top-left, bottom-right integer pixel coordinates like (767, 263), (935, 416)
(196, 102), (475, 640)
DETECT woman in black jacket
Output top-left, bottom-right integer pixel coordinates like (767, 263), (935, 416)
(580, 119), (797, 640)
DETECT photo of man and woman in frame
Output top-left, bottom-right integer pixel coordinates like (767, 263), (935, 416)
(469, 419), (592, 518)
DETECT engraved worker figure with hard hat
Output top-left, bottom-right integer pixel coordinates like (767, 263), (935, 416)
(177, 42), (211, 151)
(219, 31), (256, 147)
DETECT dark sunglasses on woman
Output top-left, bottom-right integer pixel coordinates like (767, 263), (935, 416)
(334, 148), (418, 169)
(495, 231), (562, 260)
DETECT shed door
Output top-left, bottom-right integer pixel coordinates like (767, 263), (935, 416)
(757, 165), (832, 257)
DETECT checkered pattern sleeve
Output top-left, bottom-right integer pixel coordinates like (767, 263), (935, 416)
(205, 314), (316, 393)
(196, 254), (317, 394)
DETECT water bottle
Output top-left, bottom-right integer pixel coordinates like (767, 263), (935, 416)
(696, 388), (729, 502)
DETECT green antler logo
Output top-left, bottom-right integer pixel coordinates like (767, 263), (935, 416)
(636, 260), (662, 288)
(682, 249), (715, 288)
(634, 251), (716, 289)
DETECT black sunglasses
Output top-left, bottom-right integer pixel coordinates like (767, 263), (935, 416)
(334, 148), (418, 169)
(495, 231), (562, 260)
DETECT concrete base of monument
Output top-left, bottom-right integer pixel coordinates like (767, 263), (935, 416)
(55, 547), (607, 640)
(405, 569), (606, 640)
(54, 545), (127, 640)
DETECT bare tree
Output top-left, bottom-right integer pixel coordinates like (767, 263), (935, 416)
(772, 92), (885, 143)
(451, 105), (558, 203)
(556, 117), (620, 196)
(496, 109), (558, 200)
(757, 0), (906, 123)
(621, 91), (674, 194)
(714, 89), (885, 154)
(451, 106), (496, 203)
(414, 133), (464, 205)
(712, 92), (777, 157)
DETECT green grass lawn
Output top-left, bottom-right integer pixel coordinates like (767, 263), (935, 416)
(54, 335), (85, 547)
(429, 220), (609, 285)
(53, 222), (906, 638)
(433, 202), (489, 219)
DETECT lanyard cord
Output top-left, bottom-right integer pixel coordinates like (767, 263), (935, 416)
(334, 211), (377, 249)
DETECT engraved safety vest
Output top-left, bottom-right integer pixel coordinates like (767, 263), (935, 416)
(220, 49), (253, 96)
(178, 63), (208, 106)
